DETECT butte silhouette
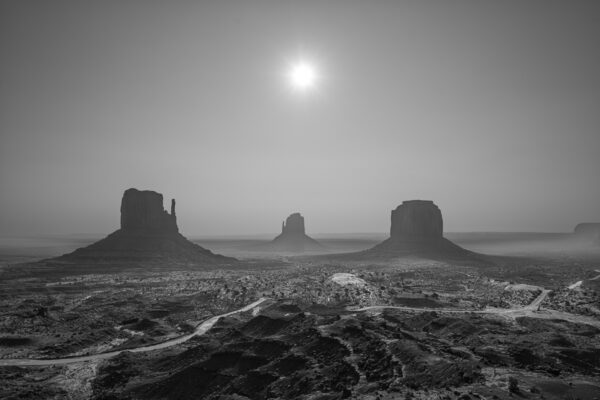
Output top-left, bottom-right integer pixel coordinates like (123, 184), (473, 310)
(272, 213), (323, 252)
(368, 200), (472, 256)
(325, 200), (477, 261)
(58, 188), (235, 264)
(574, 223), (600, 246)
(252, 213), (323, 253)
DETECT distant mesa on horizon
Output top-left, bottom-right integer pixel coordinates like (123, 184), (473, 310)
(272, 213), (324, 252)
(279, 213), (306, 237)
(367, 200), (474, 258)
(390, 200), (443, 241)
(250, 212), (324, 253)
(56, 188), (235, 264)
(120, 188), (178, 234)
(316, 200), (479, 262)
(574, 223), (600, 245)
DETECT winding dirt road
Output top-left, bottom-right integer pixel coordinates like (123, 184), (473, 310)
(0, 298), (268, 367)
(351, 290), (550, 315)
(351, 289), (600, 328)
(2, 280), (599, 368)
(567, 270), (600, 289)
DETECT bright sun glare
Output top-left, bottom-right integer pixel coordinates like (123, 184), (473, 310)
(288, 61), (317, 91)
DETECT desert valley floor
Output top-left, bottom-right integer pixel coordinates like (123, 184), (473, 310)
(0, 233), (599, 400)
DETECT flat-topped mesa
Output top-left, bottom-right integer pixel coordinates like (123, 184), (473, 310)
(266, 212), (323, 253)
(281, 213), (305, 235)
(120, 188), (178, 233)
(364, 199), (477, 260)
(57, 188), (235, 264)
(574, 223), (600, 243)
(390, 200), (443, 242)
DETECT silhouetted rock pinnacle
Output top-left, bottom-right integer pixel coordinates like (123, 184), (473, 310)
(57, 188), (235, 264)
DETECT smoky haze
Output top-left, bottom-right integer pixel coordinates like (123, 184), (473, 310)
(1, 0), (599, 237)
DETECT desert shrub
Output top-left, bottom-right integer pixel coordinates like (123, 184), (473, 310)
(508, 376), (519, 393)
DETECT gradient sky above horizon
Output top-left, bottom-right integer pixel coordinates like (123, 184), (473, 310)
(1, 0), (599, 237)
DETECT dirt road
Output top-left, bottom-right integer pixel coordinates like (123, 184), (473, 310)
(352, 290), (547, 315)
(0, 298), (268, 367)
(352, 289), (600, 328)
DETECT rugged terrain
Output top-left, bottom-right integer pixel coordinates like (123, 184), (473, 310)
(1, 244), (599, 399)
(1, 199), (599, 399)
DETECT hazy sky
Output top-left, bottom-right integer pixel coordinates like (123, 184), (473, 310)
(1, 0), (599, 236)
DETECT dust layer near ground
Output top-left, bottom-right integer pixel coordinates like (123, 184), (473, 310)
(0, 244), (599, 399)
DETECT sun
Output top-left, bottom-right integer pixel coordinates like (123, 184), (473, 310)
(287, 61), (318, 91)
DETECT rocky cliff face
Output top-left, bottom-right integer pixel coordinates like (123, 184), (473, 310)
(120, 188), (178, 233)
(390, 200), (443, 241)
(281, 213), (305, 235)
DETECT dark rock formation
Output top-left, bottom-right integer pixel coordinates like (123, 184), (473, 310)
(92, 300), (486, 399)
(281, 213), (305, 235)
(263, 213), (323, 253)
(120, 189), (178, 233)
(390, 200), (443, 241)
(365, 200), (475, 260)
(574, 223), (600, 245)
(58, 188), (235, 264)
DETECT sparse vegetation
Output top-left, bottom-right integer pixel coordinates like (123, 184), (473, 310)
(508, 376), (519, 393)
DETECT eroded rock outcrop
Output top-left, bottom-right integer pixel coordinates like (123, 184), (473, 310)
(120, 188), (178, 233)
(281, 213), (305, 235)
(390, 200), (443, 241)
(58, 188), (234, 264)
(266, 213), (323, 253)
(367, 200), (475, 259)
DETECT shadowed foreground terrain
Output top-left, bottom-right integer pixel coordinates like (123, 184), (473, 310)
(87, 298), (600, 400)
(1, 242), (600, 399)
